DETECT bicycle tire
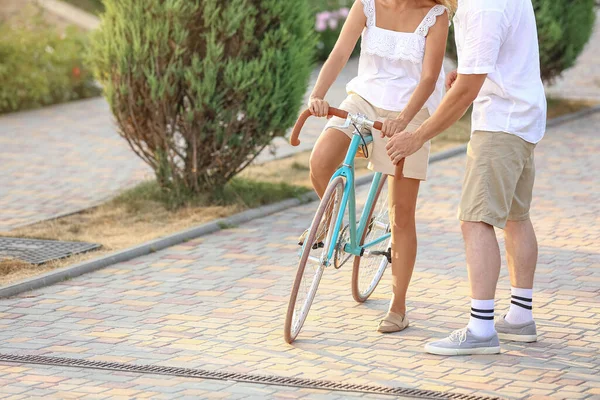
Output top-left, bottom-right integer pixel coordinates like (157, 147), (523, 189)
(284, 176), (345, 343)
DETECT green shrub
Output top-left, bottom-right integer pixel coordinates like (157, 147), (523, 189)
(89, 0), (316, 194)
(446, 0), (596, 83)
(0, 23), (99, 113)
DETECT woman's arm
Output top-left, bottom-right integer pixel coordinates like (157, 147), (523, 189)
(382, 10), (449, 137)
(309, 0), (366, 117)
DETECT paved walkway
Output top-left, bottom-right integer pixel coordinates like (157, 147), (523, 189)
(1, 9), (599, 231)
(0, 111), (598, 399)
(0, 99), (151, 232)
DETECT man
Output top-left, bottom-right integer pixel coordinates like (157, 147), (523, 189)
(386, 0), (547, 355)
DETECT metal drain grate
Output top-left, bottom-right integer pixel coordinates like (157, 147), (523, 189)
(0, 353), (501, 400)
(0, 237), (101, 265)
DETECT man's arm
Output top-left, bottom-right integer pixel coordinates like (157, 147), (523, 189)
(386, 73), (486, 166)
(386, 7), (508, 165)
(416, 73), (486, 142)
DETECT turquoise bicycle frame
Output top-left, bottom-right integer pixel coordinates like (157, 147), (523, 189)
(322, 131), (391, 266)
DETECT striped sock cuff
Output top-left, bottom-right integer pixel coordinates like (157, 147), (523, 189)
(470, 307), (494, 320)
(511, 294), (533, 310)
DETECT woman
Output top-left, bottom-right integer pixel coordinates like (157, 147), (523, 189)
(304, 0), (454, 333)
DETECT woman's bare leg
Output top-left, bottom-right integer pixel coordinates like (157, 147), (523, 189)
(387, 176), (420, 316)
(310, 128), (351, 197)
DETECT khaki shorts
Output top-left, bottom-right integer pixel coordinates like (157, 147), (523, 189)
(324, 93), (431, 180)
(459, 131), (536, 229)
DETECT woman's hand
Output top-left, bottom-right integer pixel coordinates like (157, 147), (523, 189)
(381, 117), (408, 138)
(446, 70), (458, 91)
(308, 96), (330, 117)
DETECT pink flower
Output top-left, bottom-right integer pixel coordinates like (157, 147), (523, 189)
(328, 17), (339, 30)
(315, 11), (331, 32)
(338, 7), (350, 18)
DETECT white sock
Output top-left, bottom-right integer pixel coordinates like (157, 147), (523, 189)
(467, 299), (496, 338)
(505, 287), (533, 324)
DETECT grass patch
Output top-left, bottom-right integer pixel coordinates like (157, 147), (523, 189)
(63, 0), (105, 15)
(546, 97), (597, 119)
(113, 178), (310, 213)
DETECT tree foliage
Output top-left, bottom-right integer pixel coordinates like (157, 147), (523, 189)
(89, 0), (316, 193)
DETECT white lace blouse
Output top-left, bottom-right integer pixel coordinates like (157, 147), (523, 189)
(346, 1), (449, 114)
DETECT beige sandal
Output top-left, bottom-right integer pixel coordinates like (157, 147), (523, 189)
(377, 312), (409, 333)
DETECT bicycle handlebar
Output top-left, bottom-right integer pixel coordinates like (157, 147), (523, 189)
(290, 107), (383, 147)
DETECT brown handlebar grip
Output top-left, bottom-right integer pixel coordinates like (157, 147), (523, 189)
(290, 109), (312, 146)
(289, 107), (383, 147)
(327, 107), (348, 120)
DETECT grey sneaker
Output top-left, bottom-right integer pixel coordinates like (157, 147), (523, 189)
(424, 328), (501, 356)
(495, 315), (537, 343)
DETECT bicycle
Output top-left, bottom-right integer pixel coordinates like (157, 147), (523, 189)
(283, 107), (405, 344)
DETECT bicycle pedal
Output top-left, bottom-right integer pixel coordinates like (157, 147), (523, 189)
(385, 247), (392, 263)
(370, 248), (392, 264)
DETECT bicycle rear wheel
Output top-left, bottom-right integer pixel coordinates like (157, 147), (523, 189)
(284, 176), (344, 344)
(351, 176), (390, 303)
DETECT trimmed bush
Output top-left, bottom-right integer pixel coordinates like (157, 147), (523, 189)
(446, 0), (596, 83)
(89, 0), (316, 194)
(0, 23), (99, 114)
(535, 0), (596, 82)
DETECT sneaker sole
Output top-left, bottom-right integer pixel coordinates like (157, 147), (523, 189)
(497, 333), (537, 343)
(424, 344), (501, 356)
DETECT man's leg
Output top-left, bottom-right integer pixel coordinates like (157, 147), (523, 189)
(505, 219), (537, 290)
(461, 221), (501, 339)
(495, 148), (538, 341)
(462, 221), (501, 300)
(425, 131), (529, 356)
(503, 219), (537, 326)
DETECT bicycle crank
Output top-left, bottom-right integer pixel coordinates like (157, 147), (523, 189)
(333, 224), (352, 269)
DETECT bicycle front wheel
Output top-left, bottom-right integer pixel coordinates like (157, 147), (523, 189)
(284, 176), (344, 344)
(351, 176), (390, 303)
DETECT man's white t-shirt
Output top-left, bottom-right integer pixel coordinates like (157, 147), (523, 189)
(454, 0), (547, 144)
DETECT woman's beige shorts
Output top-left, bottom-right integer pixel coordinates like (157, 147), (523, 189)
(324, 93), (431, 180)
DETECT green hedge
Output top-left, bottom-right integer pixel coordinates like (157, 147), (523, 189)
(0, 24), (100, 113)
(447, 0), (596, 83)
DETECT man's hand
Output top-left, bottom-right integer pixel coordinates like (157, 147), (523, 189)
(381, 117), (408, 138)
(445, 70), (458, 91)
(386, 131), (424, 166)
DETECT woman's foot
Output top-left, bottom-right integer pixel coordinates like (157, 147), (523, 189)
(297, 225), (328, 248)
(377, 311), (409, 333)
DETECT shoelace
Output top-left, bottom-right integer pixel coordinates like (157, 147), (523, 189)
(449, 328), (468, 345)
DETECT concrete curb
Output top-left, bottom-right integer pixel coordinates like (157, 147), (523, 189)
(2, 105), (599, 298)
